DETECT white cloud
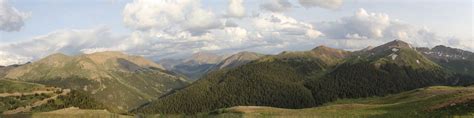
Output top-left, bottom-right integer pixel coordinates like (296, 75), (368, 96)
(1, 0), (472, 67)
(260, 0), (293, 12)
(298, 0), (343, 10)
(122, 0), (222, 36)
(227, 0), (245, 18)
(253, 13), (323, 39)
(0, 0), (30, 32)
(118, 0), (323, 60)
(0, 27), (124, 65)
(317, 8), (473, 51)
(0, 51), (31, 66)
(319, 8), (390, 39)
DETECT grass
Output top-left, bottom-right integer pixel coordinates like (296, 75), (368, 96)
(0, 80), (45, 93)
(2, 107), (134, 118)
(210, 86), (474, 118)
(0, 94), (52, 112)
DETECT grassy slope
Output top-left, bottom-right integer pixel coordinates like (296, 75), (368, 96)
(213, 86), (474, 117)
(0, 80), (52, 113)
(0, 80), (45, 93)
(3, 107), (133, 118)
(3, 52), (188, 113)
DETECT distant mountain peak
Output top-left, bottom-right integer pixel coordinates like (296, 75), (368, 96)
(431, 45), (467, 54)
(233, 51), (262, 57)
(191, 52), (218, 57)
(45, 53), (70, 59)
(419, 45), (474, 61)
(311, 45), (332, 51)
(35, 53), (73, 66)
(86, 51), (126, 56)
(310, 45), (350, 59)
(383, 39), (411, 48)
(361, 46), (374, 51)
(369, 40), (413, 54)
(185, 52), (223, 64)
(433, 45), (448, 49)
(213, 51), (264, 70)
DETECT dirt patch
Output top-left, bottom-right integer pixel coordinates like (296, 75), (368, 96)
(425, 94), (474, 112)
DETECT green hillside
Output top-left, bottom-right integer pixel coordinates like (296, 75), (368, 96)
(212, 86), (474, 117)
(0, 79), (45, 93)
(3, 52), (189, 113)
(0, 80), (104, 115)
(134, 40), (474, 114)
(133, 46), (348, 114)
(417, 45), (474, 76)
(31, 90), (106, 112)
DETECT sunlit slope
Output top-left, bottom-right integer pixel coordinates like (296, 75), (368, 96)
(4, 51), (189, 113)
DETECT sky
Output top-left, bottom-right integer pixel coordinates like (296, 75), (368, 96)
(0, 0), (472, 65)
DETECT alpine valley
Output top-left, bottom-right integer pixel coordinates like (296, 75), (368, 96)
(1, 40), (474, 117)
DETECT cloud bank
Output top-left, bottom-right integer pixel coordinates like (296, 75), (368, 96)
(261, 0), (343, 12)
(298, 0), (343, 10)
(260, 0), (293, 12)
(0, 0), (30, 32)
(0, 0), (472, 66)
(227, 0), (246, 18)
(317, 8), (473, 50)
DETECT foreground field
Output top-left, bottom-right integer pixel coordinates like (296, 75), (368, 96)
(2, 85), (474, 118)
(211, 86), (474, 117)
(2, 107), (132, 118)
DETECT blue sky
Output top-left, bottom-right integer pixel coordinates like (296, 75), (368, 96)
(0, 0), (472, 65)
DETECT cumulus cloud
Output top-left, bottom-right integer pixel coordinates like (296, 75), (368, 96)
(227, 0), (245, 18)
(3, 0), (471, 67)
(0, 0), (324, 65)
(319, 8), (390, 39)
(298, 0), (343, 10)
(122, 0), (222, 36)
(0, 0), (30, 32)
(317, 8), (472, 50)
(118, 0), (323, 60)
(0, 51), (31, 66)
(0, 27), (124, 65)
(253, 13), (323, 39)
(260, 0), (293, 12)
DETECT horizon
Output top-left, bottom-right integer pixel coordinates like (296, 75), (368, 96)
(0, 0), (473, 66)
(0, 39), (461, 66)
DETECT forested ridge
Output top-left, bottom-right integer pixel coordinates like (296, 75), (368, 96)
(134, 41), (474, 114)
(31, 90), (106, 112)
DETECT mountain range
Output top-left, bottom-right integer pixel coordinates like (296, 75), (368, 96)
(2, 51), (188, 113)
(158, 51), (264, 81)
(133, 40), (474, 114)
(0, 40), (473, 116)
(417, 45), (474, 76)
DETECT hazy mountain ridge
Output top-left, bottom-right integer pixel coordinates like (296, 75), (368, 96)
(1, 40), (473, 116)
(207, 51), (265, 72)
(0, 63), (24, 79)
(417, 45), (474, 76)
(160, 52), (265, 81)
(158, 52), (225, 81)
